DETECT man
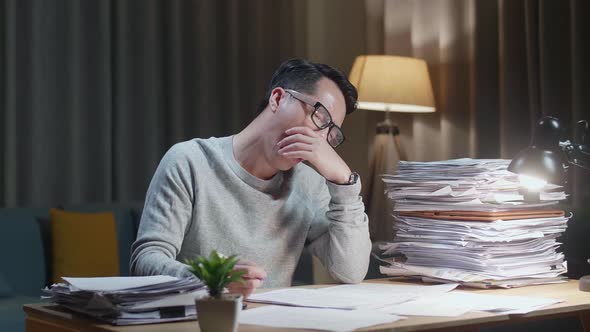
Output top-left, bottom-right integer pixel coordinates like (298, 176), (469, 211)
(130, 59), (371, 298)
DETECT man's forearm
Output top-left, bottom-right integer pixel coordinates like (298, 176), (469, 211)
(308, 180), (372, 283)
(309, 221), (371, 283)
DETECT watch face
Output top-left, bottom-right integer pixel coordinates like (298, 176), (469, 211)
(349, 172), (359, 185)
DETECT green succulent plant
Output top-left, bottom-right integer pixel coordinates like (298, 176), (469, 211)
(185, 250), (246, 299)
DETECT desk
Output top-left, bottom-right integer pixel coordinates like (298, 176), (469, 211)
(24, 279), (590, 332)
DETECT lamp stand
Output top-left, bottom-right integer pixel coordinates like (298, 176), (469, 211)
(366, 113), (400, 242)
(377, 110), (406, 160)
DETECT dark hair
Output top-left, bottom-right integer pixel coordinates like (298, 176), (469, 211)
(257, 59), (358, 115)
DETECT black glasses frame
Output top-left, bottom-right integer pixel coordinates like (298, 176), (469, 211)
(284, 89), (346, 148)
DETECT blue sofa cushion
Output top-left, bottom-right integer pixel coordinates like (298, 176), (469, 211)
(0, 209), (47, 297)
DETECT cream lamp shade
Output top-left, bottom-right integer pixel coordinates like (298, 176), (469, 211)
(349, 55), (436, 113)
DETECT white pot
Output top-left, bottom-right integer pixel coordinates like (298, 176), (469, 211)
(195, 294), (243, 332)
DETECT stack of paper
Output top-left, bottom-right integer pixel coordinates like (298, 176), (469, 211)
(42, 276), (207, 325)
(379, 158), (570, 288)
(384, 159), (566, 212)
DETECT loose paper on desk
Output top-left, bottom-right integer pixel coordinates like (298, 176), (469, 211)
(247, 282), (458, 310)
(377, 291), (562, 317)
(240, 305), (403, 332)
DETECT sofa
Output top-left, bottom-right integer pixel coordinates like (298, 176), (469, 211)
(0, 208), (49, 332)
(0, 202), (143, 332)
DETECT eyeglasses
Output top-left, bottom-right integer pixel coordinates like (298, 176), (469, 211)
(284, 89), (345, 148)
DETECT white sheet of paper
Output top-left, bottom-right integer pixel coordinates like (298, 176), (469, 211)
(240, 305), (403, 332)
(247, 288), (359, 309)
(318, 283), (458, 309)
(63, 276), (178, 291)
(378, 298), (472, 317)
(248, 283), (458, 310)
(128, 289), (208, 310)
(378, 291), (562, 316)
(450, 292), (563, 313)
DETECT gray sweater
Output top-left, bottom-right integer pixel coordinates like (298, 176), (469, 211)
(130, 136), (371, 287)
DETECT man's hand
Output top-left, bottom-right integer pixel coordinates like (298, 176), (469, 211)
(227, 261), (267, 299)
(277, 126), (352, 184)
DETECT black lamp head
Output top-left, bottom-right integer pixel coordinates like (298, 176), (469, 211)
(508, 116), (566, 185)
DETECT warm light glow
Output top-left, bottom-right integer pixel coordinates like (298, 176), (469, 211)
(356, 102), (435, 113)
(349, 55), (436, 113)
(518, 174), (547, 191)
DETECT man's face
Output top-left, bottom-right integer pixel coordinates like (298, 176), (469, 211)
(267, 77), (347, 170)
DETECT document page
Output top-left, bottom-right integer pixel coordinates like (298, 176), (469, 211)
(62, 276), (179, 291)
(378, 291), (562, 316)
(240, 305), (403, 332)
(248, 282), (458, 310)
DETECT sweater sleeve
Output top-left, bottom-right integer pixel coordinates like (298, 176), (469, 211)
(130, 144), (195, 278)
(306, 177), (372, 283)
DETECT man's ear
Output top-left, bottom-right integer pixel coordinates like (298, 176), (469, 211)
(269, 88), (285, 113)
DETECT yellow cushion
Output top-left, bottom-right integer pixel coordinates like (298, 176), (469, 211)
(50, 208), (120, 283)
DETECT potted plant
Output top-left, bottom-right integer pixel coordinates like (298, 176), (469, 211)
(186, 250), (246, 332)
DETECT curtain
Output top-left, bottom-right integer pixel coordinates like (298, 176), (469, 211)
(365, 0), (590, 274)
(1, 0), (302, 207)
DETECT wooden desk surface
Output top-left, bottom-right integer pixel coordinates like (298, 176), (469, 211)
(24, 279), (590, 332)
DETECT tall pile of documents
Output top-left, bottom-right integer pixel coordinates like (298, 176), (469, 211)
(43, 275), (206, 325)
(379, 158), (570, 288)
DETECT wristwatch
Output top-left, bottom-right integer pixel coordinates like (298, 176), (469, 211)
(347, 172), (360, 185)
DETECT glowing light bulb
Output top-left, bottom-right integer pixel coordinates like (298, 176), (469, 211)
(518, 174), (547, 191)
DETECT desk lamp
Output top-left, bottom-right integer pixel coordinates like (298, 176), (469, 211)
(508, 115), (590, 291)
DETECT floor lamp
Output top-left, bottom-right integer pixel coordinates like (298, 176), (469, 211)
(349, 55), (436, 242)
